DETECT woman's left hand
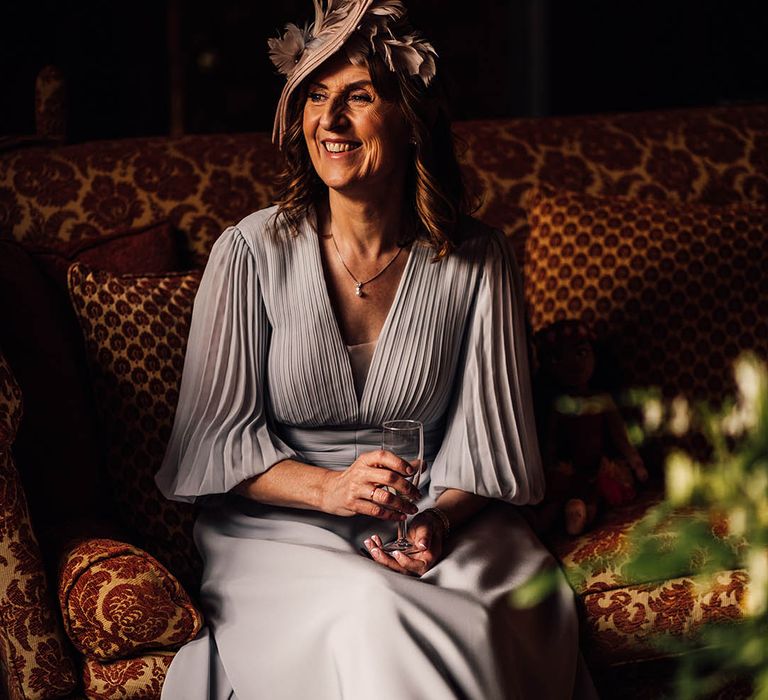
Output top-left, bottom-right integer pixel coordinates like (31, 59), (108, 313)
(363, 511), (445, 577)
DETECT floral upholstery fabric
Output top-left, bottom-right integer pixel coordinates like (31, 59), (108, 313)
(0, 133), (280, 266)
(81, 651), (174, 700)
(67, 264), (203, 589)
(1, 105), (766, 266)
(0, 353), (77, 700)
(524, 186), (768, 403)
(57, 538), (202, 661)
(581, 569), (748, 666)
(458, 105), (768, 258)
(547, 487), (749, 666)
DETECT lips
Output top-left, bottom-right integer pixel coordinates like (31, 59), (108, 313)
(322, 140), (361, 153)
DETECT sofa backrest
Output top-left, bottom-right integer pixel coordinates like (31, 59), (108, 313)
(2, 104), (766, 265)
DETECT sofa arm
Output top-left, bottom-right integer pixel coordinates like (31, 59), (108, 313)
(57, 538), (203, 661)
(0, 353), (78, 700)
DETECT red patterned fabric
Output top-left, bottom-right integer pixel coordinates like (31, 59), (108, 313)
(524, 186), (768, 403)
(67, 265), (203, 588)
(1, 105), (766, 266)
(57, 538), (202, 661)
(82, 651), (175, 700)
(0, 222), (184, 536)
(581, 570), (748, 666)
(25, 221), (183, 289)
(0, 353), (78, 700)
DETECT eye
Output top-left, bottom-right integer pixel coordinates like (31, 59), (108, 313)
(307, 91), (327, 104)
(348, 91), (373, 104)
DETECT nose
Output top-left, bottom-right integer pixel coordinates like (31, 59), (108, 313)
(319, 94), (348, 131)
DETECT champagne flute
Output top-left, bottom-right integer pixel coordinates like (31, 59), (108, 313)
(381, 419), (423, 554)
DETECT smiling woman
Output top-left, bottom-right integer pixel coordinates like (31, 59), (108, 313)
(302, 59), (411, 195)
(155, 2), (597, 699)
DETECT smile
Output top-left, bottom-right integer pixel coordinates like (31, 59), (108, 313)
(323, 141), (361, 153)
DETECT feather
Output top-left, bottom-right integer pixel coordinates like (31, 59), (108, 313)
(268, 23), (311, 75)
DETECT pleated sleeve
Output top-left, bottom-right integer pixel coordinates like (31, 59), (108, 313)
(155, 226), (297, 503)
(428, 230), (545, 505)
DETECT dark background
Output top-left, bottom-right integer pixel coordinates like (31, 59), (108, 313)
(1, 0), (767, 142)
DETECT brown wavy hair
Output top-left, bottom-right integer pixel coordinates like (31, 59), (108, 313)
(269, 52), (476, 260)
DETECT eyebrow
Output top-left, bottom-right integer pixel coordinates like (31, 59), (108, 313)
(308, 80), (373, 90)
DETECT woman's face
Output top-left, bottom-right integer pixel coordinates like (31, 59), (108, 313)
(302, 56), (411, 196)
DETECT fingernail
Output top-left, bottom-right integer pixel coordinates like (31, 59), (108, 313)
(406, 466), (415, 474)
(364, 538), (372, 548)
(398, 514), (407, 520)
(418, 539), (428, 550)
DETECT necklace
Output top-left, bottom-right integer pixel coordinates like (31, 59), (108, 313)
(330, 232), (404, 297)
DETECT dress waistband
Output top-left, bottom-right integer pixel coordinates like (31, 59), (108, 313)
(275, 423), (443, 471)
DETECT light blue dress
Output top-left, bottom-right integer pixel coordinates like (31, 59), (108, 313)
(155, 207), (594, 699)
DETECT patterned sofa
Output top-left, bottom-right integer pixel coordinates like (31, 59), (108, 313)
(1, 101), (767, 699)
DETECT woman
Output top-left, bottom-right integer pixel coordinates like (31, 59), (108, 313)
(156, 1), (596, 698)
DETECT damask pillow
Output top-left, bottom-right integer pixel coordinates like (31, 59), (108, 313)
(67, 264), (203, 589)
(58, 538), (202, 661)
(0, 222), (184, 540)
(0, 352), (78, 700)
(81, 651), (176, 700)
(524, 187), (768, 403)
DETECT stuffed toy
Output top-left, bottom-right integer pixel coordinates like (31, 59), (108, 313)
(533, 319), (648, 536)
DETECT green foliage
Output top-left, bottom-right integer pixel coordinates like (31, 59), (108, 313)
(511, 353), (768, 698)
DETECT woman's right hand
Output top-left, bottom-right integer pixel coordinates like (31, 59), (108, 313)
(319, 449), (421, 521)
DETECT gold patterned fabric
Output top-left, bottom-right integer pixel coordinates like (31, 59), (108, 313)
(581, 569), (748, 666)
(81, 651), (175, 700)
(0, 352), (77, 699)
(524, 186), (768, 404)
(57, 538), (202, 661)
(1, 105), (766, 265)
(67, 265), (203, 590)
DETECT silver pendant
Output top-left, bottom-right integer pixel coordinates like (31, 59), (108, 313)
(355, 283), (363, 297)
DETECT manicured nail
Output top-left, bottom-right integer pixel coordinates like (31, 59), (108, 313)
(364, 538), (372, 549)
(406, 465), (415, 474)
(418, 540), (428, 550)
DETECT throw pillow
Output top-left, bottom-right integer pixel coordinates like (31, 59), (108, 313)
(0, 222), (185, 539)
(524, 187), (768, 403)
(67, 264), (203, 589)
(0, 351), (78, 699)
(58, 538), (203, 660)
(24, 220), (183, 289)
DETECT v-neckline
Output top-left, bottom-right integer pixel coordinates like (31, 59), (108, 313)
(305, 217), (419, 415)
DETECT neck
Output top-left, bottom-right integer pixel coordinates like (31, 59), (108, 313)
(323, 180), (408, 259)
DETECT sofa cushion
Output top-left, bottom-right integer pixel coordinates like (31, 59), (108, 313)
(67, 264), (202, 589)
(81, 650), (176, 700)
(524, 186), (768, 403)
(58, 538), (202, 661)
(0, 353), (78, 700)
(25, 220), (183, 288)
(580, 569), (748, 667)
(0, 223), (184, 537)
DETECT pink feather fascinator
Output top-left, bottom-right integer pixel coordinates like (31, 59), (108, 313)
(268, 0), (437, 147)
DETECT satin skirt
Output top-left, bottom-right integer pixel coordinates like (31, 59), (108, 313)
(161, 498), (596, 700)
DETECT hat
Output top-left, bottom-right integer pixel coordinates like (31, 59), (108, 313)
(268, 0), (437, 147)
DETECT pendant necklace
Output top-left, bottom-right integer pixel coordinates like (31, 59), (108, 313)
(330, 232), (403, 297)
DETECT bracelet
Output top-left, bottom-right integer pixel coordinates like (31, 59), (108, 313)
(424, 507), (450, 536)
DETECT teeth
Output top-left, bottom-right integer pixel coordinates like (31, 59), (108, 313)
(324, 142), (360, 153)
